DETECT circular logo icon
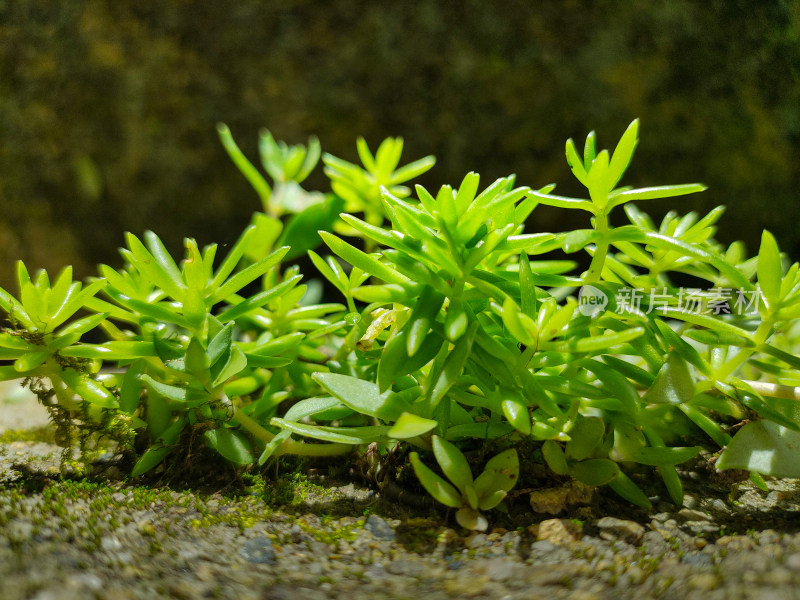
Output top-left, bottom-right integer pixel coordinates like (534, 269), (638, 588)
(578, 285), (608, 317)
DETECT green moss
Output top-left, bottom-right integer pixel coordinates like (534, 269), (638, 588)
(261, 473), (343, 507)
(294, 514), (365, 545)
(0, 426), (56, 444)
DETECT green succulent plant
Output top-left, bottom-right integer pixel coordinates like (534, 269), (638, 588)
(2, 120), (799, 531)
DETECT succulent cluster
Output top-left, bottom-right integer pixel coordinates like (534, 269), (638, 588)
(2, 121), (798, 530)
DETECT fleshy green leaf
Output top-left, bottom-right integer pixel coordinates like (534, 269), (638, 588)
(271, 418), (392, 444)
(320, 231), (407, 285)
(501, 397), (531, 435)
(542, 327), (644, 354)
(528, 190), (595, 213)
(212, 344), (248, 387)
(218, 276), (304, 323)
(569, 458), (619, 486)
(454, 172), (480, 213)
(473, 448), (519, 509)
(53, 312), (108, 339)
(631, 445), (700, 466)
(587, 150), (610, 208)
(124, 232), (186, 300)
(49, 279), (107, 330)
(217, 123), (272, 205)
(387, 412), (438, 438)
(119, 360), (146, 414)
(652, 319), (711, 377)
(716, 420), (800, 478)
(140, 375), (187, 403)
(607, 471), (652, 509)
(58, 369), (117, 408)
(455, 506), (488, 531)
(583, 131), (596, 169)
(519, 252), (539, 317)
(308, 251), (349, 296)
(258, 429), (292, 465)
(132, 446), (173, 477)
(207, 322), (233, 367)
(409, 451), (463, 508)
(60, 341), (158, 360)
(280, 195), (344, 260)
(757, 230), (782, 308)
(642, 353), (695, 405)
(424, 321), (476, 414)
(607, 119), (639, 189)
(389, 155), (436, 185)
(211, 246), (290, 303)
(606, 184), (707, 211)
(432, 435), (473, 494)
(499, 297), (537, 346)
(14, 351), (49, 373)
(205, 429), (254, 464)
(565, 138), (589, 187)
(542, 440), (569, 475)
(444, 300), (469, 341)
(565, 417), (605, 461)
(378, 328), (410, 393)
(313, 372), (411, 421)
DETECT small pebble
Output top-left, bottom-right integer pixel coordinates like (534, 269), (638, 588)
(596, 517), (645, 545)
(682, 494), (699, 509)
(759, 529), (781, 545)
(641, 530), (669, 556)
(100, 536), (123, 552)
(785, 552), (800, 571)
(694, 537), (708, 549)
(536, 518), (583, 545)
(466, 533), (489, 548)
(677, 508), (711, 522)
(364, 514), (395, 540)
(710, 498), (730, 513)
(530, 539), (556, 553)
(240, 535), (277, 564)
(483, 557), (517, 582)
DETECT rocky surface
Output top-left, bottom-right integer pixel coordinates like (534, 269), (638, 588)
(1, 384), (800, 600)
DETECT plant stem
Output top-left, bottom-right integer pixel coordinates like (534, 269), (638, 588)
(585, 212), (609, 283)
(715, 318), (774, 381)
(738, 379), (800, 401)
(230, 401), (352, 457)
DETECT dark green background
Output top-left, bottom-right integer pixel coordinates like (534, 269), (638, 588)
(1, 0), (798, 289)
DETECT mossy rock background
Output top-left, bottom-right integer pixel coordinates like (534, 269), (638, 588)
(1, 0), (798, 290)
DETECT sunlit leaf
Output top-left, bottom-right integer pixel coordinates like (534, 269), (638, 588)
(313, 372), (411, 421)
(501, 397), (531, 435)
(607, 119), (639, 189)
(717, 420), (800, 478)
(757, 230), (782, 308)
(387, 412), (438, 438)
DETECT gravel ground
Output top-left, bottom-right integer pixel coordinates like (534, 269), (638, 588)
(2, 385), (800, 600)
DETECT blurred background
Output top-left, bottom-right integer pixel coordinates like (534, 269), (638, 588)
(1, 0), (798, 290)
